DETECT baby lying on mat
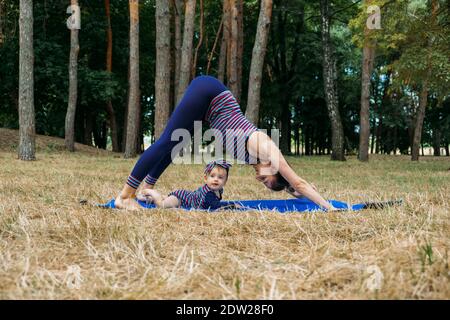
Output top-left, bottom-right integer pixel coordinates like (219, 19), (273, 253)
(139, 160), (233, 210)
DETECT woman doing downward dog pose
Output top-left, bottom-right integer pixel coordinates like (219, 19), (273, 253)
(115, 76), (336, 211)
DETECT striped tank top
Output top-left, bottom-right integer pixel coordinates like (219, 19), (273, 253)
(204, 90), (258, 163)
(169, 184), (223, 209)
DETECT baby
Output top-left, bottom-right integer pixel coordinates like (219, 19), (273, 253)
(140, 160), (232, 210)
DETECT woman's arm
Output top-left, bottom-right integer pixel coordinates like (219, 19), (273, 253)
(285, 186), (305, 198)
(248, 131), (335, 211)
(278, 159), (335, 210)
(285, 183), (318, 198)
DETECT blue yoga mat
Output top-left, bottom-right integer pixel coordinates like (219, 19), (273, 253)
(99, 198), (401, 212)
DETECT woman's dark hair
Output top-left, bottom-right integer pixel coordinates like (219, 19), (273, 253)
(270, 172), (289, 191)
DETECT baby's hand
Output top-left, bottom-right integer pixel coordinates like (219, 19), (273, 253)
(136, 193), (150, 202)
(143, 189), (163, 206)
(141, 189), (154, 196)
(137, 188), (158, 203)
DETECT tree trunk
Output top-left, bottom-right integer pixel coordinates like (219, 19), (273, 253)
(93, 119), (107, 149)
(245, 0), (272, 126)
(305, 125), (311, 156)
(236, 0), (243, 100)
(280, 94), (291, 154)
(358, 18), (375, 161)
(135, 89), (142, 153)
(269, 1), (303, 155)
(227, 0), (239, 100)
(104, 0), (119, 152)
(18, 0), (35, 160)
(376, 71), (391, 154)
(0, 0), (4, 45)
(278, 8), (290, 155)
(411, 0), (437, 161)
(370, 121), (375, 154)
(155, 0), (171, 139)
(320, 0), (345, 161)
(217, 1), (228, 83)
(393, 126), (398, 155)
(122, 66), (129, 152)
(375, 118), (382, 154)
(206, 18), (223, 75)
(124, 0), (140, 158)
(84, 109), (93, 146)
(65, 0), (80, 152)
(411, 82), (428, 161)
(432, 128), (441, 156)
(173, 0), (183, 108)
(192, 0), (203, 78)
(176, 0), (196, 105)
(217, 32), (227, 83)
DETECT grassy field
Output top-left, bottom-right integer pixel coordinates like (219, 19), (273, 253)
(0, 129), (449, 299)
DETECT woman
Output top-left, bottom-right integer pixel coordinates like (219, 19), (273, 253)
(115, 76), (336, 211)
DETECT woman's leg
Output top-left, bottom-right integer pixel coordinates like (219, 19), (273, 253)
(129, 76), (227, 187)
(116, 76), (227, 209)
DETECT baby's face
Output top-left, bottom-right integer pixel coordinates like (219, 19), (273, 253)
(204, 167), (228, 191)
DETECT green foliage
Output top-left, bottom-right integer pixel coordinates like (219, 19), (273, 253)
(419, 241), (434, 272)
(0, 0), (448, 153)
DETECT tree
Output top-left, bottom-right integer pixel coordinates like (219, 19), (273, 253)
(236, 0), (243, 100)
(358, 0), (376, 161)
(320, 0), (346, 161)
(65, 0), (80, 152)
(104, 0), (119, 152)
(410, 0), (438, 161)
(245, 0), (273, 126)
(217, 0), (229, 83)
(176, 0), (196, 105)
(173, 0), (183, 108)
(18, 0), (35, 160)
(0, 0), (4, 45)
(192, 0), (204, 78)
(206, 14), (223, 75)
(124, 0), (140, 158)
(154, 0), (171, 139)
(351, 0), (449, 159)
(266, 0), (304, 155)
(227, 0), (240, 100)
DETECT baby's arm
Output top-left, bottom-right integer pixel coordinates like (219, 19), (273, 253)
(142, 189), (180, 208)
(159, 195), (180, 208)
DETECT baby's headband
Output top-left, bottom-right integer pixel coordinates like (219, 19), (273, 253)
(204, 160), (233, 175)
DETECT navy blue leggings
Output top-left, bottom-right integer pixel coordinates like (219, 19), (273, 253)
(127, 76), (228, 189)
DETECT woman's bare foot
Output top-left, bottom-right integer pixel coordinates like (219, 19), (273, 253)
(114, 195), (142, 211)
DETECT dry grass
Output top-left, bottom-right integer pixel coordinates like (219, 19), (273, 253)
(0, 131), (449, 299)
(0, 128), (111, 156)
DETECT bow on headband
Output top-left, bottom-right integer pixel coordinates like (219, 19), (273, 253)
(204, 160), (233, 175)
